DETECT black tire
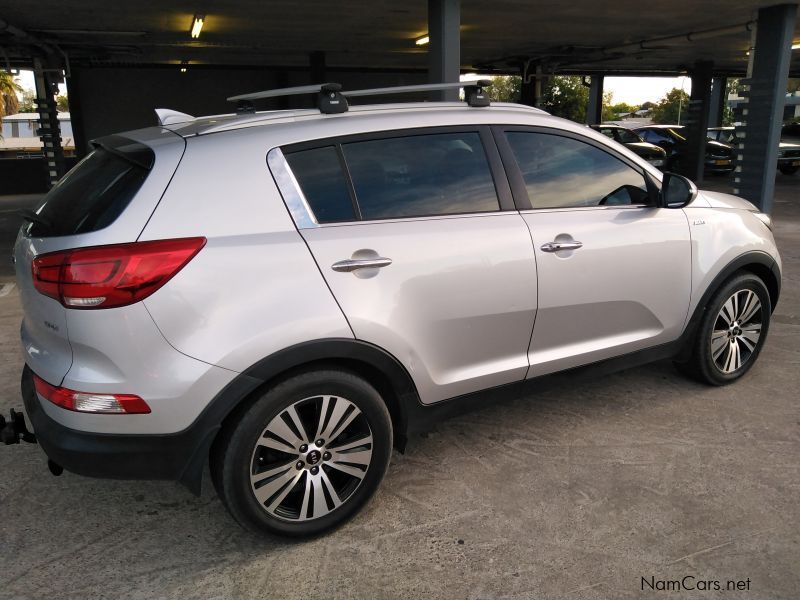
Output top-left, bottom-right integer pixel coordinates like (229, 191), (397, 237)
(674, 273), (771, 386)
(211, 369), (392, 537)
(779, 166), (798, 176)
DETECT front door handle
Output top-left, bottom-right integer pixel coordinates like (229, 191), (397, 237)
(540, 241), (583, 253)
(331, 257), (393, 272)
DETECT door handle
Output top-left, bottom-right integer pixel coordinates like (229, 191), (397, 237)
(331, 257), (393, 272)
(540, 241), (583, 253)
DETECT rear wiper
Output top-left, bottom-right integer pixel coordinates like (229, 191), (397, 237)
(19, 210), (53, 231)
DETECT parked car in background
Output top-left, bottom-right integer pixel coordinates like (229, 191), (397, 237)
(782, 121), (800, 140)
(707, 126), (800, 175)
(590, 124), (667, 167)
(634, 125), (734, 174)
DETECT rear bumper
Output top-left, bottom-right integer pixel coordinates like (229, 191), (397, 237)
(21, 365), (217, 492)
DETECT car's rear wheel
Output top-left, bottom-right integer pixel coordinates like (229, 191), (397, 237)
(779, 165), (798, 175)
(212, 369), (392, 537)
(675, 273), (771, 385)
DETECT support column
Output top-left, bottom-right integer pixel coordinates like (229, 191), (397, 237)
(33, 57), (65, 188)
(734, 3), (797, 213)
(708, 76), (727, 128)
(520, 61), (547, 108)
(586, 75), (604, 124)
(65, 69), (88, 158)
(309, 51), (326, 84)
(680, 60), (713, 183)
(428, 0), (460, 101)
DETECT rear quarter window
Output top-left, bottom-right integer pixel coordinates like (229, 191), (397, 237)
(27, 138), (152, 237)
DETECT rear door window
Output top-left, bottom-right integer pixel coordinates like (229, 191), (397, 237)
(28, 137), (152, 237)
(342, 132), (499, 220)
(284, 146), (357, 223)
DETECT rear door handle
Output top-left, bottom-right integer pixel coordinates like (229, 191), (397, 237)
(331, 257), (393, 272)
(540, 241), (583, 253)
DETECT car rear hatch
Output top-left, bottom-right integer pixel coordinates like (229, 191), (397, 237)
(14, 129), (186, 385)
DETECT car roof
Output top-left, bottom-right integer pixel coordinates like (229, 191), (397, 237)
(155, 102), (550, 138)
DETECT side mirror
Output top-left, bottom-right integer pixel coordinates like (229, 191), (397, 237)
(660, 172), (697, 209)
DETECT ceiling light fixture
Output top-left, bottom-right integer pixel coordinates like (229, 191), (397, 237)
(191, 15), (205, 39)
(415, 35), (429, 46)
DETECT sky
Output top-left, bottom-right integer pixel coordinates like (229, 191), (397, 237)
(463, 72), (691, 106)
(13, 69), (68, 96)
(14, 69), (688, 109)
(604, 76), (691, 106)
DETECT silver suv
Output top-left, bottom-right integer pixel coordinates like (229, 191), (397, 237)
(11, 82), (781, 537)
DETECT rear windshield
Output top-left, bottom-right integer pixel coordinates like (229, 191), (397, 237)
(27, 137), (152, 237)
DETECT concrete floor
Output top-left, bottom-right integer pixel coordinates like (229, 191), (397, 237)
(0, 177), (798, 599)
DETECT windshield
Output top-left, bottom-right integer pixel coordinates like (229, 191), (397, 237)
(27, 144), (151, 237)
(616, 129), (643, 144)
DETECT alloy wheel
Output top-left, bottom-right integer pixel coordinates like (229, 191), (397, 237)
(710, 289), (763, 374)
(249, 395), (373, 522)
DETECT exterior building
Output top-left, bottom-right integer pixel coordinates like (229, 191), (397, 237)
(0, 113), (75, 159)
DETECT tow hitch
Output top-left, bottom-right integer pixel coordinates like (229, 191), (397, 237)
(1, 408), (63, 475)
(1, 408), (36, 445)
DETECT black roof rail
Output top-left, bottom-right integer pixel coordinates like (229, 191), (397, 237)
(225, 80), (493, 114)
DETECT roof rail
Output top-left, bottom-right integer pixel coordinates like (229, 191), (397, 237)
(225, 80), (493, 114)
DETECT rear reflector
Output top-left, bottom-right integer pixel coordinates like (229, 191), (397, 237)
(33, 374), (151, 414)
(32, 237), (206, 309)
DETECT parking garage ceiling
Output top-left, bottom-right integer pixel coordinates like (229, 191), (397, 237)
(1, 1), (799, 75)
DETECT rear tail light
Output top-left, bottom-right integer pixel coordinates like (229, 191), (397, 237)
(33, 374), (151, 414)
(32, 237), (206, 309)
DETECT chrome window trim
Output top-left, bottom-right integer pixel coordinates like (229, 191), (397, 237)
(267, 147), (318, 229)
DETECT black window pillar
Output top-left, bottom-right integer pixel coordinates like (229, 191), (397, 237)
(680, 60), (714, 183)
(428, 0), (460, 101)
(708, 76), (727, 128)
(734, 3), (797, 214)
(586, 75), (604, 124)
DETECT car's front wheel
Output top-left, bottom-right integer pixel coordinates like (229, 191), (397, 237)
(779, 165), (798, 175)
(675, 273), (771, 385)
(212, 369), (392, 537)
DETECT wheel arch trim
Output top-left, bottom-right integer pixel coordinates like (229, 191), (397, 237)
(677, 250), (780, 360)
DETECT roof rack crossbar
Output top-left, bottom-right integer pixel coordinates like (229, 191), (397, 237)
(227, 83), (347, 114)
(225, 79), (494, 115)
(227, 83), (341, 102)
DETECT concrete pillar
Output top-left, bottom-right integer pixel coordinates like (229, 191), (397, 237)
(681, 60), (713, 183)
(586, 75), (604, 124)
(309, 51), (326, 84)
(65, 70), (89, 158)
(428, 0), (460, 101)
(708, 76), (727, 128)
(734, 3), (798, 213)
(520, 61), (546, 108)
(33, 57), (65, 187)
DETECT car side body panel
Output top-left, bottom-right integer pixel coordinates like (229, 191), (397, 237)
(521, 206), (692, 376)
(300, 213), (538, 404)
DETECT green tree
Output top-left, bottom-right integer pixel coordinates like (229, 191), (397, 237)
(483, 76), (521, 103)
(1, 70), (22, 122)
(56, 95), (69, 112)
(604, 101), (638, 121)
(540, 76), (589, 122)
(18, 89), (36, 112)
(651, 88), (690, 124)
